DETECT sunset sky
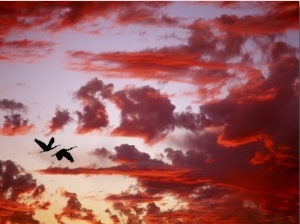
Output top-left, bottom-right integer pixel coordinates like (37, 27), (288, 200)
(0, 1), (299, 223)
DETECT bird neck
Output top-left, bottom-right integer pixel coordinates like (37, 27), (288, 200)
(51, 145), (60, 149)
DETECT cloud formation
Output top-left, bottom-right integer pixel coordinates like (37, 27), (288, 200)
(74, 79), (176, 143)
(47, 108), (72, 134)
(111, 86), (176, 144)
(74, 78), (113, 134)
(0, 2), (171, 36)
(0, 99), (27, 112)
(38, 132), (299, 223)
(0, 114), (34, 136)
(0, 39), (55, 62)
(3, 2), (299, 223)
(213, 1), (299, 35)
(0, 160), (49, 223)
(66, 2), (298, 105)
(0, 99), (34, 135)
(55, 189), (102, 224)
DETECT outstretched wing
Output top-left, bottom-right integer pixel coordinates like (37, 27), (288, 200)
(64, 152), (74, 162)
(34, 139), (47, 151)
(48, 137), (55, 147)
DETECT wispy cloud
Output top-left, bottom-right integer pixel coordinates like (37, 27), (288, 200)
(0, 39), (55, 62)
(0, 2), (171, 36)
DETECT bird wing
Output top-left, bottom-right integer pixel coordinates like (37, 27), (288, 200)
(34, 139), (47, 150)
(64, 152), (74, 162)
(48, 137), (55, 147)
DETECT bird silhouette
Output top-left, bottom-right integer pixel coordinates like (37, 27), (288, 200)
(52, 146), (77, 162)
(35, 137), (60, 153)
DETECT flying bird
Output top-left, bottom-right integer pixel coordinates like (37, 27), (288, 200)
(35, 137), (60, 153)
(52, 146), (77, 162)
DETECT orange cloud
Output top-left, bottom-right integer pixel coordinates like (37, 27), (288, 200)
(0, 114), (34, 136)
(55, 189), (102, 224)
(0, 160), (49, 223)
(37, 137), (298, 222)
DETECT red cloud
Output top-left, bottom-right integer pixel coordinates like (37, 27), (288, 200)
(65, 2), (298, 108)
(0, 160), (49, 223)
(43, 36), (298, 222)
(111, 86), (176, 144)
(116, 6), (179, 26)
(37, 137), (299, 223)
(47, 108), (72, 134)
(0, 114), (34, 136)
(201, 42), (299, 151)
(0, 39), (55, 62)
(0, 2), (171, 36)
(74, 79), (177, 142)
(214, 2), (299, 35)
(55, 189), (102, 224)
(75, 101), (108, 134)
(74, 78), (113, 134)
(106, 191), (162, 203)
(0, 99), (35, 136)
(67, 48), (231, 84)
